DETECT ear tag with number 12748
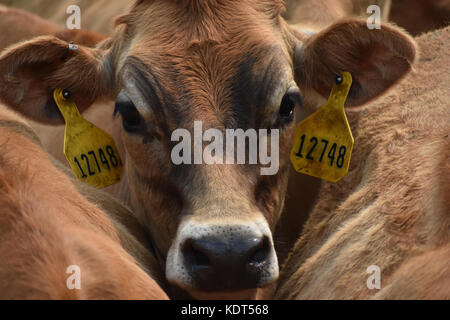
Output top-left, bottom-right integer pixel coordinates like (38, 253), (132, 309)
(53, 88), (123, 188)
(290, 72), (354, 182)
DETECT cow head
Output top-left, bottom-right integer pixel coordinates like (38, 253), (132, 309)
(0, 0), (415, 299)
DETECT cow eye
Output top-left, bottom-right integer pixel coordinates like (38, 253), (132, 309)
(114, 94), (142, 133)
(279, 88), (302, 125)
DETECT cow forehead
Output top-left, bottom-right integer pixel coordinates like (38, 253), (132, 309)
(119, 37), (293, 128)
(120, 0), (286, 39)
(112, 0), (294, 127)
(114, 0), (291, 78)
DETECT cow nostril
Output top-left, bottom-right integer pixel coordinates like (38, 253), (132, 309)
(178, 234), (276, 291)
(183, 239), (212, 270)
(248, 236), (271, 266)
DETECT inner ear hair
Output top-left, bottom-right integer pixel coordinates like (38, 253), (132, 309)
(0, 36), (112, 124)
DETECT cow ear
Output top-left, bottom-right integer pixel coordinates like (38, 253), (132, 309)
(294, 19), (417, 107)
(0, 36), (113, 124)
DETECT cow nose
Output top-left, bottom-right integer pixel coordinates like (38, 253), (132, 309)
(181, 235), (272, 291)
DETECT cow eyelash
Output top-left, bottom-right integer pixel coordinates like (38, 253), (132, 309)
(278, 88), (302, 126)
(114, 97), (142, 133)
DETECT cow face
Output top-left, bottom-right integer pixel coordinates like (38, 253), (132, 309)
(109, 1), (299, 298)
(0, 0), (415, 299)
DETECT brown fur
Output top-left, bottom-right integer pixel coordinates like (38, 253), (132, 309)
(0, 1), (133, 35)
(284, 0), (391, 30)
(0, 5), (106, 50)
(275, 18), (418, 260)
(275, 27), (450, 299)
(0, 8), (114, 166)
(0, 1), (417, 299)
(294, 19), (416, 106)
(285, 0), (450, 36)
(0, 36), (112, 123)
(373, 244), (450, 299)
(389, 0), (450, 36)
(0, 106), (167, 299)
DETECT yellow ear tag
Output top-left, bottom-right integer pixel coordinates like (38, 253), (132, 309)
(53, 88), (123, 188)
(290, 72), (354, 182)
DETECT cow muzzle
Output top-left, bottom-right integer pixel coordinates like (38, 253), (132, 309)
(166, 218), (279, 297)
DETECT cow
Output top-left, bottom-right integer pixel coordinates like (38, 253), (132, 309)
(0, 104), (168, 299)
(283, 0), (391, 31)
(0, 4), (115, 171)
(0, 0), (133, 36)
(275, 26), (450, 299)
(284, 0), (450, 37)
(276, 0), (449, 264)
(0, 4), (106, 49)
(389, 0), (450, 36)
(0, 0), (416, 299)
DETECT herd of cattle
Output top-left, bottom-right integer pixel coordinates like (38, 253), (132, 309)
(0, 0), (448, 300)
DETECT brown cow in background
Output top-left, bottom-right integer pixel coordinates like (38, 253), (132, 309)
(0, 0), (132, 35)
(276, 26), (450, 299)
(0, 5), (105, 49)
(276, 0), (450, 265)
(390, 0), (450, 36)
(0, 105), (167, 299)
(284, 0), (450, 36)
